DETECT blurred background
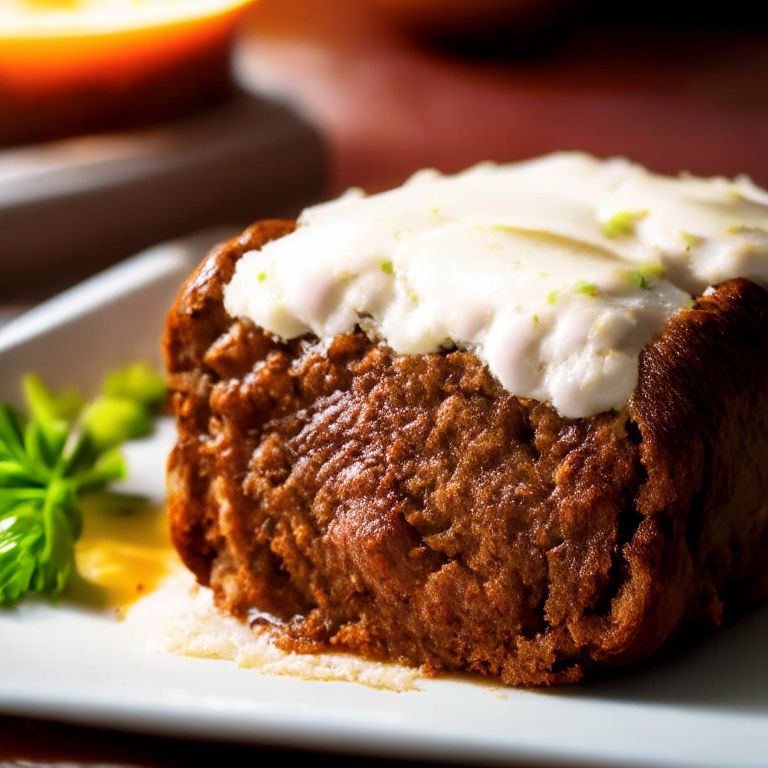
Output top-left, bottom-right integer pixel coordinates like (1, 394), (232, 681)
(1, 0), (767, 305)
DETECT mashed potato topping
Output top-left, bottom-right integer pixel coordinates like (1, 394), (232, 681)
(225, 153), (768, 418)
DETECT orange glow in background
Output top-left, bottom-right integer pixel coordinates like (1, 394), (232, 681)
(0, 1), (255, 94)
(0, 1), (257, 146)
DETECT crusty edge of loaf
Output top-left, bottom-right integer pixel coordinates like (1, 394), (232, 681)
(163, 221), (296, 584)
(163, 221), (768, 685)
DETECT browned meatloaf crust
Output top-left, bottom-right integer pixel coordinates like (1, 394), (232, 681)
(163, 220), (768, 687)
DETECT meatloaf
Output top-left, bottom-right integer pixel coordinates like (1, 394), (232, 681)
(163, 219), (768, 686)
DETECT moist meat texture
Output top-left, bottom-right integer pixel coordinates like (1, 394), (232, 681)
(164, 221), (768, 686)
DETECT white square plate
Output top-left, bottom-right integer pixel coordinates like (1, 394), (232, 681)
(1, 235), (767, 768)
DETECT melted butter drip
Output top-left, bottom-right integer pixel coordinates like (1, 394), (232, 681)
(65, 493), (179, 612)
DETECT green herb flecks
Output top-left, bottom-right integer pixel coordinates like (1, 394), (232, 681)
(547, 290), (559, 305)
(257, 272), (267, 283)
(381, 261), (394, 274)
(680, 231), (701, 253)
(727, 224), (767, 236)
(574, 280), (600, 297)
(0, 364), (166, 606)
(625, 263), (664, 290)
(602, 209), (648, 239)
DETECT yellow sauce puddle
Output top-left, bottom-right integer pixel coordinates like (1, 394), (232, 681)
(64, 492), (180, 613)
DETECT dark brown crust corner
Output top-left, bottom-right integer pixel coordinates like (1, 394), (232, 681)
(164, 223), (768, 687)
(163, 221), (296, 585)
(629, 279), (768, 637)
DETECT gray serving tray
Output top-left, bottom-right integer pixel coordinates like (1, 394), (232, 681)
(0, 93), (325, 302)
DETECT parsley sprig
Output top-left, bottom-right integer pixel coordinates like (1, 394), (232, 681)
(0, 363), (165, 606)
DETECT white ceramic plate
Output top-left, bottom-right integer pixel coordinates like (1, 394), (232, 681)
(1, 237), (768, 768)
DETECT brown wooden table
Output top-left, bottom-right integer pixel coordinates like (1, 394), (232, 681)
(241, 0), (768, 196)
(0, 715), (450, 768)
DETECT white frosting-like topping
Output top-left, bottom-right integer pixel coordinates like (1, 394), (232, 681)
(224, 153), (768, 418)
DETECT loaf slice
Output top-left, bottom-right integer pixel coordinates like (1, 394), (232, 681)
(163, 221), (768, 686)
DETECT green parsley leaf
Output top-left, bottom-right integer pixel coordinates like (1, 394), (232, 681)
(23, 374), (84, 428)
(75, 448), (127, 494)
(102, 362), (166, 408)
(83, 397), (152, 453)
(0, 362), (164, 607)
(0, 506), (47, 605)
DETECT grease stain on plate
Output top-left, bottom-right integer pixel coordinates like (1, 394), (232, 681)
(65, 492), (179, 613)
(64, 489), (422, 692)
